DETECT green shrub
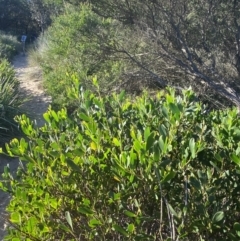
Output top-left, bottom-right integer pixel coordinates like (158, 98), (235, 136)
(1, 77), (240, 240)
(0, 59), (23, 144)
(0, 31), (21, 60)
(38, 4), (125, 109)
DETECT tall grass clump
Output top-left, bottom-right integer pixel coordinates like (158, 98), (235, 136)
(0, 31), (21, 60)
(0, 59), (24, 144)
(27, 34), (49, 67)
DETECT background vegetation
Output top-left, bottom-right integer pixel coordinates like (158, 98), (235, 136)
(0, 59), (23, 144)
(2, 0), (240, 109)
(1, 0), (240, 240)
(0, 31), (21, 60)
(0, 0), (53, 36)
(25, 0), (240, 112)
(38, 5), (125, 109)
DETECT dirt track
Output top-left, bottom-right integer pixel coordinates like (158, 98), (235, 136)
(0, 54), (51, 240)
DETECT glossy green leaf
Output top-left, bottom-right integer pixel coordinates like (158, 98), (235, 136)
(127, 223), (135, 233)
(189, 138), (196, 158)
(43, 112), (51, 123)
(212, 211), (224, 223)
(66, 159), (81, 172)
(133, 140), (142, 152)
(27, 217), (38, 233)
(10, 212), (21, 224)
(113, 137), (121, 147)
(234, 222), (240, 237)
(189, 176), (201, 190)
(113, 224), (128, 236)
(168, 204), (178, 217)
(65, 211), (73, 230)
(59, 224), (71, 232)
(161, 170), (176, 183)
(162, 106), (169, 118)
(89, 219), (102, 228)
(144, 127), (151, 142)
(159, 124), (167, 140)
(231, 154), (240, 166)
(51, 110), (59, 122)
(78, 206), (94, 215)
(146, 132), (155, 151)
(169, 103), (180, 118)
(79, 113), (90, 121)
(153, 142), (161, 160)
(159, 136), (165, 152)
(119, 90), (126, 101)
(124, 210), (137, 218)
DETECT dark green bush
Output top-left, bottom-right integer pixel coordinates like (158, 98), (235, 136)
(1, 77), (240, 240)
(0, 31), (21, 60)
(0, 59), (23, 143)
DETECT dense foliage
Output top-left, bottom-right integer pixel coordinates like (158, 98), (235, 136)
(0, 31), (21, 60)
(2, 1), (240, 240)
(1, 78), (240, 240)
(2, 0), (240, 106)
(0, 0), (52, 35)
(89, 0), (240, 107)
(38, 5), (125, 109)
(30, 1), (240, 111)
(0, 59), (23, 144)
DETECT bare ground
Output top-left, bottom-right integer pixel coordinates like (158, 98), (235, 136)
(0, 53), (51, 240)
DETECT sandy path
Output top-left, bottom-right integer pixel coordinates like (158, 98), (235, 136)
(0, 54), (51, 240)
(13, 54), (52, 127)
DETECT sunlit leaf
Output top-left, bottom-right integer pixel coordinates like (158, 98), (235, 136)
(65, 211), (73, 230)
(89, 219), (102, 228)
(189, 138), (196, 158)
(124, 210), (137, 218)
(10, 212), (21, 224)
(90, 141), (97, 150)
(113, 224), (128, 236)
(231, 154), (240, 166)
(212, 211), (224, 223)
(127, 223), (135, 233)
(113, 138), (121, 147)
(79, 113), (90, 121)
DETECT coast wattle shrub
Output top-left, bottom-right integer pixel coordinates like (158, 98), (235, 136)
(1, 78), (240, 240)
